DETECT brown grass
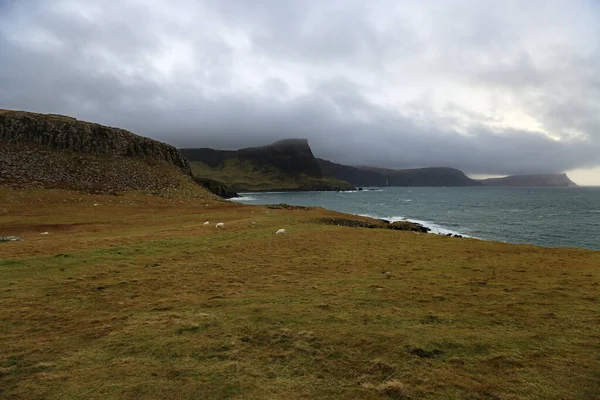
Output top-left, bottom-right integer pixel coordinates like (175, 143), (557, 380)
(1, 187), (600, 399)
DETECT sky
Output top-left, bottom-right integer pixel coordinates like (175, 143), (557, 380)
(0, 0), (599, 185)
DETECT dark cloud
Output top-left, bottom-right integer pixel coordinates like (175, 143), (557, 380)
(1, 0), (599, 179)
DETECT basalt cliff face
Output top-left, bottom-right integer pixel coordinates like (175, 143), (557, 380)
(0, 110), (213, 198)
(478, 173), (578, 187)
(180, 139), (354, 192)
(0, 110), (191, 175)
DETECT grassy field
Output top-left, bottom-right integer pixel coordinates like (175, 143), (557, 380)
(189, 159), (354, 192)
(1, 187), (599, 399)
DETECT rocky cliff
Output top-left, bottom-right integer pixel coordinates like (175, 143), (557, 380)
(318, 159), (481, 187)
(0, 109), (191, 175)
(180, 139), (354, 192)
(0, 110), (213, 198)
(478, 173), (578, 187)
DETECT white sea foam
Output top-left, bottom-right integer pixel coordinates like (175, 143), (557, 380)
(358, 213), (475, 238)
(357, 213), (383, 220)
(230, 196), (257, 202)
(388, 216), (468, 236)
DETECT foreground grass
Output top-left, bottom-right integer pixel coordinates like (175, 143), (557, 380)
(1, 188), (599, 399)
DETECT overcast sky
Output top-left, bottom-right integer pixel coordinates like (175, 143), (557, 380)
(1, 0), (599, 184)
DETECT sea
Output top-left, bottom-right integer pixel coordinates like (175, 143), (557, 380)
(232, 187), (600, 250)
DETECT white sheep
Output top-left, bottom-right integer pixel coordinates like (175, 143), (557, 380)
(40, 232), (49, 236)
(204, 221), (210, 225)
(275, 229), (286, 235)
(215, 222), (224, 229)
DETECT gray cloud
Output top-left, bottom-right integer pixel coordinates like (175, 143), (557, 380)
(1, 0), (599, 177)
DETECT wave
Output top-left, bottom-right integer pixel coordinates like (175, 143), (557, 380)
(358, 213), (475, 238)
(389, 216), (469, 236)
(230, 196), (257, 202)
(357, 213), (385, 220)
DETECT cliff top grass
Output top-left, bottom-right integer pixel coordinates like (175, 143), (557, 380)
(1, 187), (599, 399)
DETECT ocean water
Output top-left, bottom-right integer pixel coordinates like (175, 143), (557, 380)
(232, 187), (600, 250)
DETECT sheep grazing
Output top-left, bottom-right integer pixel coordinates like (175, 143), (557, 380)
(40, 232), (49, 236)
(203, 221), (210, 225)
(275, 229), (286, 235)
(215, 222), (225, 229)
(93, 203), (99, 206)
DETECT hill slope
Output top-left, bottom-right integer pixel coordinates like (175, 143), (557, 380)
(316, 158), (387, 187)
(0, 110), (215, 199)
(479, 173), (578, 187)
(180, 139), (354, 192)
(318, 159), (481, 187)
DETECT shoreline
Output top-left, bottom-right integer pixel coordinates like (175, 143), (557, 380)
(231, 194), (475, 239)
(231, 190), (599, 251)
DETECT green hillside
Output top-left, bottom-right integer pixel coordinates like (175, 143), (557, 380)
(181, 139), (354, 192)
(189, 158), (353, 192)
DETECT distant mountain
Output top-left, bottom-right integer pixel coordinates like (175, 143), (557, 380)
(181, 139), (577, 191)
(180, 139), (354, 192)
(0, 109), (215, 198)
(478, 173), (578, 187)
(363, 166), (481, 186)
(317, 159), (481, 187)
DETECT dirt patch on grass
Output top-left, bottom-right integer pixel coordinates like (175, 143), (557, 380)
(1, 222), (103, 235)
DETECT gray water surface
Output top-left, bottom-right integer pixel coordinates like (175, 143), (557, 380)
(233, 187), (600, 250)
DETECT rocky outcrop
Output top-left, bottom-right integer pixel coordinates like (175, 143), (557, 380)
(386, 220), (431, 233)
(194, 177), (238, 199)
(0, 236), (24, 243)
(318, 217), (430, 233)
(0, 109), (192, 176)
